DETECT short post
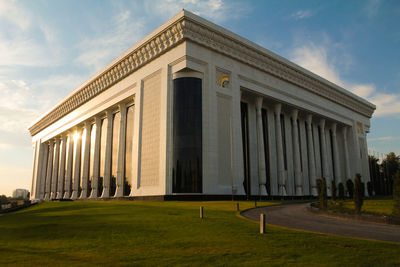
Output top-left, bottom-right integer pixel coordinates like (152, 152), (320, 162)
(236, 202), (240, 211)
(200, 206), (203, 219)
(260, 213), (266, 234)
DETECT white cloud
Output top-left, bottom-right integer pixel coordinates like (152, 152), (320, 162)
(364, 0), (382, 18)
(290, 42), (400, 117)
(290, 10), (313, 20)
(368, 136), (400, 142)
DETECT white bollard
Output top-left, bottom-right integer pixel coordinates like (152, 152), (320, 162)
(260, 213), (266, 234)
(200, 206), (203, 219)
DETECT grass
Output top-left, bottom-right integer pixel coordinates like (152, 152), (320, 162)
(327, 199), (394, 216)
(0, 200), (399, 266)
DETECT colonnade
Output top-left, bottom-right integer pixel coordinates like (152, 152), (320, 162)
(249, 96), (355, 197)
(36, 102), (134, 200)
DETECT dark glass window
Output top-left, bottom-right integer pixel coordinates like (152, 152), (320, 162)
(172, 77), (202, 193)
(241, 102), (251, 196)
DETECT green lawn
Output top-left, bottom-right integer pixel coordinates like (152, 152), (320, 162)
(328, 199), (394, 216)
(0, 201), (399, 266)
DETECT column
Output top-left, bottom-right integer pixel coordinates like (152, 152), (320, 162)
(40, 143), (49, 199)
(44, 140), (54, 200)
(115, 103), (127, 197)
(80, 121), (91, 199)
(266, 108), (278, 195)
(255, 97), (267, 196)
(319, 119), (331, 195)
(71, 126), (82, 199)
(275, 103), (286, 196)
(101, 110), (113, 198)
(342, 127), (351, 181)
(292, 110), (302, 195)
(306, 115), (317, 196)
(57, 134), (67, 199)
(63, 131), (73, 199)
(331, 123), (342, 186)
(90, 116), (102, 198)
(34, 142), (45, 199)
(50, 137), (60, 199)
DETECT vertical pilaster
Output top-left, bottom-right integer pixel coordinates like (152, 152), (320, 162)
(343, 127), (351, 182)
(40, 143), (49, 199)
(292, 110), (302, 195)
(306, 115), (317, 196)
(90, 116), (102, 198)
(44, 140), (54, 200)
(274, 103), (286, 196)
(80, 121), (91, 199)
(331, 123), (341, 186)
(57, 134), (67, 199)
(63, 131), (73, 199)
(115, 103), (127, 197)
(71, 126), (82, 199)
(50, 138), (60, 199)
(266, 108), (277, 195)
(255, 97), (267, 196)
(101, 110), (113, 198)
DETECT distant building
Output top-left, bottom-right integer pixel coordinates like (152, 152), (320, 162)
(29, 10), (375, 200)
(12, 189), (29, 199)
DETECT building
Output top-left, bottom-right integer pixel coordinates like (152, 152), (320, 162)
(12, 189), (29, 199)
(29, 10), (375, 200)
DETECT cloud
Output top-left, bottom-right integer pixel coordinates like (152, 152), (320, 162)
(290, 10), (314, 20)
(368, 136), (400, 142)
(364, 0), (382, 18)
(290, 42), (400, 117)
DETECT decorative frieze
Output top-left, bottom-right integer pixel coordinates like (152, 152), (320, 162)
(29, 13), (374, 137)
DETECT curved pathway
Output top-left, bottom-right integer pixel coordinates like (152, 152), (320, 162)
(241, 203), (400, 243)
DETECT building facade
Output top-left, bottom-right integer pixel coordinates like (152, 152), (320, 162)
(29, 10), (375, 200)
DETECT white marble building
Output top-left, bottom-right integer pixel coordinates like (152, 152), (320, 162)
(29, 10), (375, 200)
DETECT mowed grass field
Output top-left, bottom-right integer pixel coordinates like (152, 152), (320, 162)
(1, 201), (399, 266)
(328, 199), (394, 216)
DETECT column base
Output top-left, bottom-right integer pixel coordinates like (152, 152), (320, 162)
(295, 186), (303, 196)
(278, 185), (287, 196)
(114, 186), (124, 198)
(80, 189), (88, 199)
(50, 192), (56, 199)
(70, 190), (79, 199)
(63, 191), (71, 199)
(44, 193), (50, 200)
(311, 187), (318, 196)
(89, 189), (98, 199)
(259, 185), (268, 196)
(101, 187), (110, 198)
(56, 192), (62, 199)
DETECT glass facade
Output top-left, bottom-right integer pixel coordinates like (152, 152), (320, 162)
(124, 105), (134, 196)
(241, 102), (251, 196)
(172, 77), (202, 193)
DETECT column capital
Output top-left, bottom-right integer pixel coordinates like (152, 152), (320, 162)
(274, 103), (282, 114)
(255, 96), (263, 111)
(291, 109), (298, 120)
(105, 109), (113, 119)
(319, 118), (325, 128)
(306, 114), (312, 124)
(331, 122), (337, 133)
(118, 102), (127, 111)
(84, 120), (91, 129)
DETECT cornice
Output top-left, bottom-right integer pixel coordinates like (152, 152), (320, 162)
(29, 11), (375, 136)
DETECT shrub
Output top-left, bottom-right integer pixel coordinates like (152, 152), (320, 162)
(354, 173), (363, 215)
(346, 179), (354, 198)
(338, 183), (345, 200)
(331, 181), (337, 201)
(319, 177), (328, 210)
(367, 181), (373, 197)
(316, 179), (322, 197)
(393, 171), (400, 219)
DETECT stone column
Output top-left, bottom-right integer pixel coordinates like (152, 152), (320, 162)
(115, 103), (127, 197)
(63, 131), (74, 199)
(80, 121), (91, 199)
(40, 143), (49, 199)
(255, 97), (267, 196)
(71, 126), (82, 199)
(44, 140), (54, 200)
(292, 110), (302, 195)
(57, 134), (67, 199)
(319, 119), (331, 195)
(35, 142), (45, 199)
(50, 138), (60, 199)
(90, 116), (102, 198)
(101, 110), (113, 198)
(342, 127), (351, 181)
(266, 108), (278, 195)
(331, 123), (342, 186)
(306, 115), (317, 196)
(275, 103), (286, 196)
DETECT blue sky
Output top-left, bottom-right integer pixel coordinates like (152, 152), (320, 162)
(0, 0), (399, 196)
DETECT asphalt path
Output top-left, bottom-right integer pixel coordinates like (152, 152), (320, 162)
(241, 203), (400, 243)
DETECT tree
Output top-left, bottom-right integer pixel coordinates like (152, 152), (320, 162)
(382, 152), (400, 195)
(331, 181), (337, 201)
(392, 171), (400, 219)
(346, 179), (354, 198)
(354, 173), (364, 215)
(338, 183), (345, 200)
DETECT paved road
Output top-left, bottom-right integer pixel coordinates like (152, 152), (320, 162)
(241, 204), (400, 243)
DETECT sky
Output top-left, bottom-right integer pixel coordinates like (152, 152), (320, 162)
(0, 0), (399, 196)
